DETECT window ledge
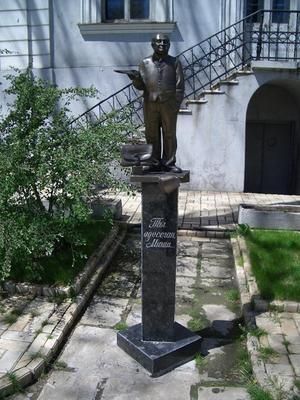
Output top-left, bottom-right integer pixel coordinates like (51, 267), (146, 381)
(78, 22), (176, 35)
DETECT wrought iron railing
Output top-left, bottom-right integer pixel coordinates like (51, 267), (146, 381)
(71, 83), (144, 127)
(252, 10), (300, 60)
(71, 9), (300, 127)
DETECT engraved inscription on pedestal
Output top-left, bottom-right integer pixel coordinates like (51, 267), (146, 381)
(144, 217), (176, 249)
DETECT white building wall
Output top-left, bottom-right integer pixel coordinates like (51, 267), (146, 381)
(0, 0), (50, 71)
(177, 66), (300, 192)
(0, 0), (227, 115)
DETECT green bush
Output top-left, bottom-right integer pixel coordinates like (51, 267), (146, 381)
(0, 69), (131, 281)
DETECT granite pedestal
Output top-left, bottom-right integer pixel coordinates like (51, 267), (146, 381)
(117, 170), (202, 377)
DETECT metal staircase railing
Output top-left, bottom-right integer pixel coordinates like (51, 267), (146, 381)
(71, 9), (300, 127)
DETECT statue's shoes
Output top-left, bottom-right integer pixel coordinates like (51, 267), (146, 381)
(146, 165), (163, 173)
(165, 165), (182, 173)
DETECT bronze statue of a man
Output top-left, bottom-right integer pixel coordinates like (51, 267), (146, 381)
(130, 34), (184, 173)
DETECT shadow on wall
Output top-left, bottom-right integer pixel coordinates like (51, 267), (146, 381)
(80, 27), (183, 43)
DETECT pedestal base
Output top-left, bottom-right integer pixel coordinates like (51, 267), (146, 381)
(117, 323), (202, 377)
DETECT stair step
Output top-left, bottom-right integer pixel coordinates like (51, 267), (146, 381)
(179, 108), (193, 115)
(236, 69), (254, 76)
(186, 98), (208, 105)
(219, 79), (239, 85)
(202, 89), (225, 95)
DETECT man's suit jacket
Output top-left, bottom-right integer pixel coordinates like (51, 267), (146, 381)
(132, 54), (184, 108)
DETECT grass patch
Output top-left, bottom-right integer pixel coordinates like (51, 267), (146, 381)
(233, 339), (275, 400)
(29, 351), (45, 361)
(237, 255), (244, 267)
(53, 360), (68, 370)
(247, 381), (274, 400)
(8, 219), (111, 286)
(6, 372), (23, 395)
(243, 229), (300, 301)
(187, 314), (206, 332)
(230, 340), (253, 385)
(30, 310), (40, 318)
(194, 353), (206, 369)
(3, 308), (23, 325)
(3, 312), (18, 325)
(239, 324), (267, 340)
(258, 346), (278, 362)
(236, 345), (252, 380)
(49, 292), (68, 305)
(282, 337), (290, 347)
(187, 309), (207, 332)
(248, 327), (268, 339)
(225, 288), (240, 303)
(114, 321), (128, 331)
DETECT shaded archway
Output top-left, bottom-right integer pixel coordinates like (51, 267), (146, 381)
(244, 80), (300, 194)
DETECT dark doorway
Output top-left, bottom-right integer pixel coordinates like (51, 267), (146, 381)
(244, 121), (295, 194)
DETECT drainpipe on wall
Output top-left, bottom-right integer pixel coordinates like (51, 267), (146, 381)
(49, 0), (57, 86)
(26, 0), (33, 69)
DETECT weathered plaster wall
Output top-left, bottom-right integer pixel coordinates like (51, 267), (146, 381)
(177, 66), (300, 192)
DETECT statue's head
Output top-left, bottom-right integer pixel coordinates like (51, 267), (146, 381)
(151, 33), (170, 57)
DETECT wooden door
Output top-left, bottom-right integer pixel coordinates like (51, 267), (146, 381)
(245, 121), (295, 194)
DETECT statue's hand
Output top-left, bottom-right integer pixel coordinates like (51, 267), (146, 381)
(114, 69), (140, 80)
(127, 71), (141, 80)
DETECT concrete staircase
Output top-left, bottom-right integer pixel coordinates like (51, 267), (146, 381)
(177, 68), (255, 191)
(181, 68), (253, 111)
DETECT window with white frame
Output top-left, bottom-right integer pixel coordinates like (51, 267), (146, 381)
(79, 0), (175, 35)
(105, 0), (150, 21)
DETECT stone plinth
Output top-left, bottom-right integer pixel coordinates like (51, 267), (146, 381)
(117, 170), (202, 377)
(238, 203), (300, 230)
(117, 322), (202, 377)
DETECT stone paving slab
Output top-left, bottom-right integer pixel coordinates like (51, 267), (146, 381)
(196, 387), (250, 399)
(0, 225), (127, 398)
(0, 350), (24, 374)
(31, 235), (249, 400)
(80, 297), (128, 328)
(266, 334), (287, 354)
(290, 355), (300, 376)
(1, 330), (36, 343)
(125, 302), (142, 326)
(201, 264), (233, 279)
(265, 362), (294, 377)
(176, 257), (198, 278)
(202, 304), (237, 323)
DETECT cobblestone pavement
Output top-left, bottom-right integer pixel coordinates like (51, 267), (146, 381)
(11, 235), (251, 400)
(255, 312), (300, 393)
(117, 190), (300, 229)
(0, 296), (56, 378)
